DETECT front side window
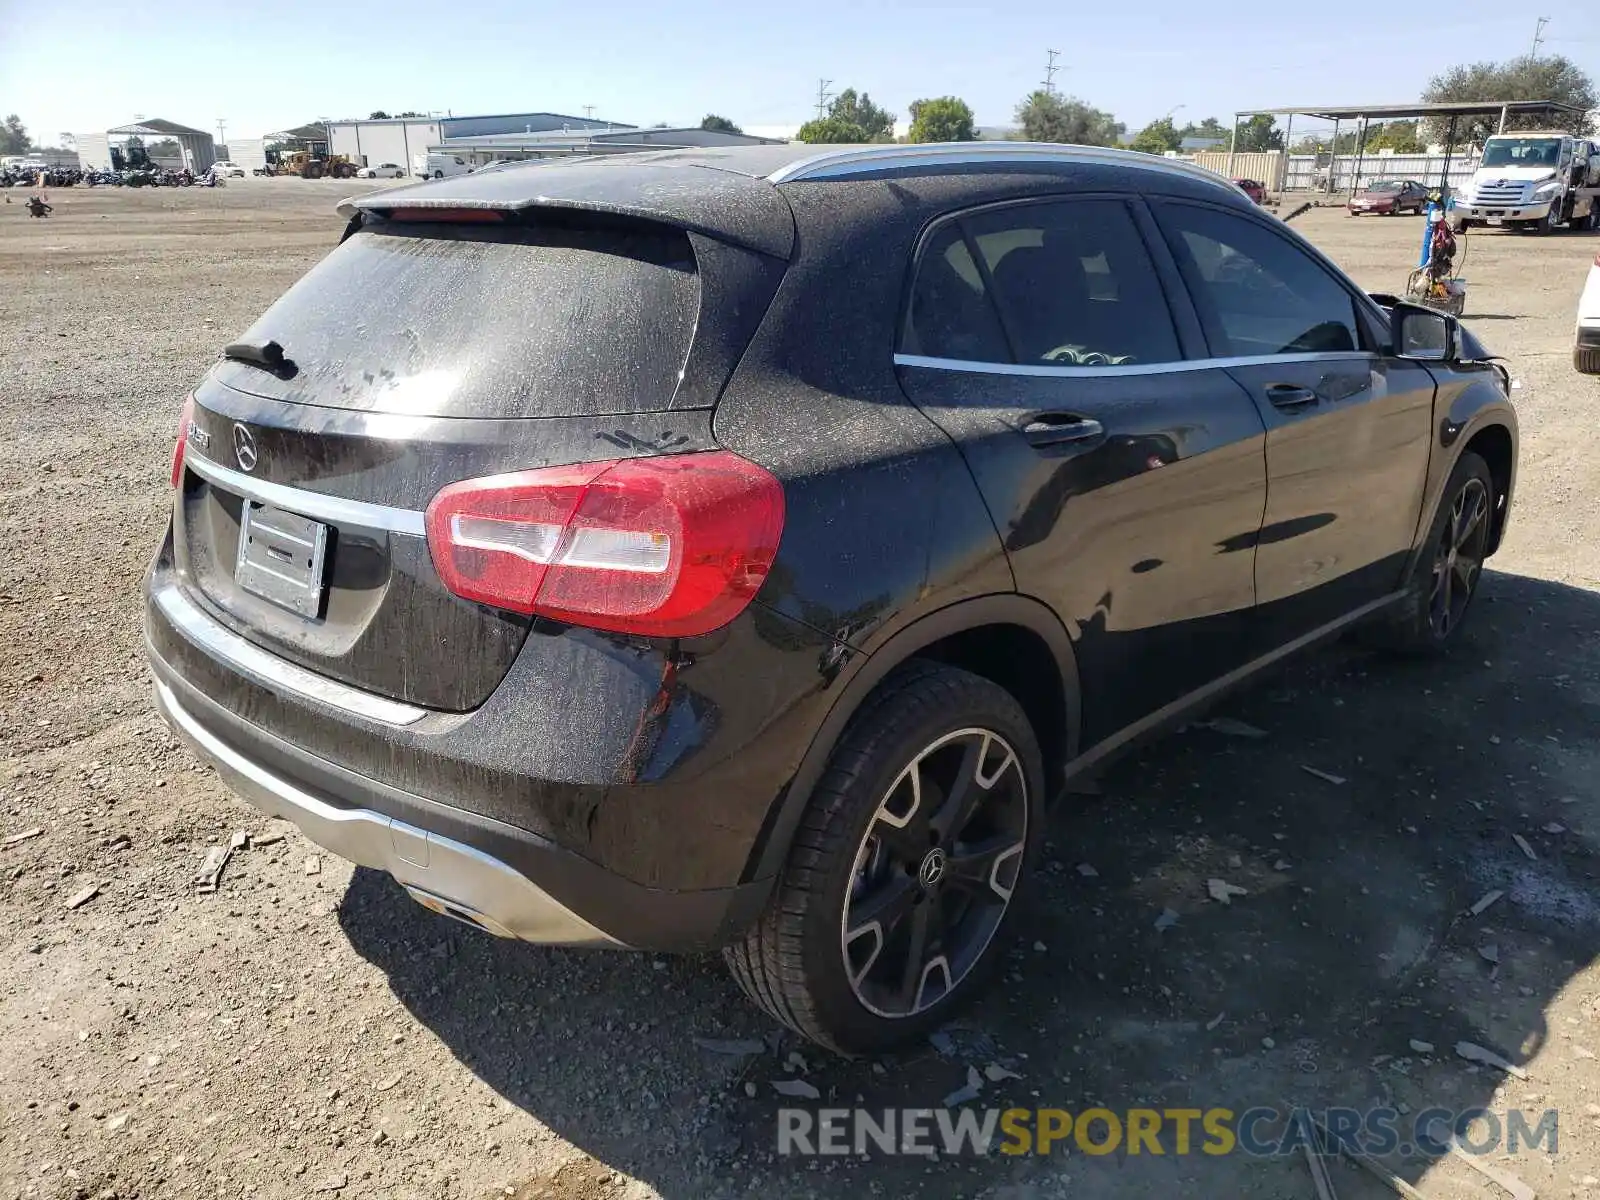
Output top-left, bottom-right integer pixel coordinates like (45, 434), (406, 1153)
(1158, 203), (1362, 358)
(900, 198), (1183, 367)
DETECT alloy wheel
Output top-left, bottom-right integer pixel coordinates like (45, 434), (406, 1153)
(1429, 478), (1490, 639)
(840, 728), (1029, 1019)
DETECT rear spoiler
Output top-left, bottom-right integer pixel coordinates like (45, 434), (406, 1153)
(334, 158), (794, 258)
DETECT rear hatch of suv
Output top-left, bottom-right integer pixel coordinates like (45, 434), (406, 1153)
(168, 185), (789, 712)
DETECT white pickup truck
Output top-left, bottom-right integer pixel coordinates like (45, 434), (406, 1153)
(1451, 131), (1600, 234)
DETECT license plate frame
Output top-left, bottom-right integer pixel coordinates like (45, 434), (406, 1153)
(235, 501), (329, 617)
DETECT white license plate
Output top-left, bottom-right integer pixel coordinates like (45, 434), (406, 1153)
(1487, 217), (1504, 225)
(235, 502), (329, 617)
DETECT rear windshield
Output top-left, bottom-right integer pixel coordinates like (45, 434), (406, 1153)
(221, 220), (699, 417)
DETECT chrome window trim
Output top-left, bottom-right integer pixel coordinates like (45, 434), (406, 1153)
(185, 450), (426, 537)
(153, 583), (429, 727)
(767, 142), (1241, 199)
(893, 351), (1378, 379)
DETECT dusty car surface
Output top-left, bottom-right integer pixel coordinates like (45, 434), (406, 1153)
(146, 141), (1518, 1052)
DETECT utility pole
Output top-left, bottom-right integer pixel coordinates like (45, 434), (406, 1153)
(216, 119), (227, 147)
(1041, 49), (1061, 96)
(1530, 16), (1549, 59)
(582, 105), (595, 120)
(815, 79), (834, 120)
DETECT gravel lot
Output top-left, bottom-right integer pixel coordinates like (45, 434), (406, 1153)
(3, 180), (1599, 1200)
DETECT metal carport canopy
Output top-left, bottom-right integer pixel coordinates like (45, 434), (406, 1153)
(1236, 100), (1588, 121)
(1225, 100), (1590, 198)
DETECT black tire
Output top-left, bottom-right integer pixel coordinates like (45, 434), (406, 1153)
(1576, 346), (1600, 374)
(1537, 205), (1561, 235)
(725, 661), (1045, 1054)
(1365, 452), (1495, 654)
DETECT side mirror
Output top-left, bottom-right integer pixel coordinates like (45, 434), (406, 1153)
(1393, 302), (1456, 361)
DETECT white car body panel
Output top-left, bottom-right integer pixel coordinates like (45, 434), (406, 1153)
(1577, 255), (1600, 373)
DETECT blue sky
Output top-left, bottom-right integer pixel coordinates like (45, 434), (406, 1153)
(4, 0), (1595, 147)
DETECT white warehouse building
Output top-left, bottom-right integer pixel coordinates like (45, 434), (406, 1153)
(326, 111), (785, 177)
(328, 112), (623, 176)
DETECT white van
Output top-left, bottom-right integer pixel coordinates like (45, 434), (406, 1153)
(419, 153), (472, 180)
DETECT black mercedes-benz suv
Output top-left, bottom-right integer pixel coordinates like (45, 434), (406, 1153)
(145, 142), (1517, 1053)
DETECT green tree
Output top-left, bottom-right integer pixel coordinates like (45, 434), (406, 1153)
(1232, 114), (1284, 152)
(1364, 120), (1423, 153)
(828, 88), (895, 141)
(1177, 116), (1230, 144)
(1299, 130), (1363, 155)
(1422, 55), (1597, 146)
(1130, 117), (1180, 154)
(0, 114), (31, 156)
(368, 110), (391, 120)
(797, 116), (868, 144)
(700, 114), (743, 134)
(1014, 91), (1124, 147)
(907, 96), (976, 143)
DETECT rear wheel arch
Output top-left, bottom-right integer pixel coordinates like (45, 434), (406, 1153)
(739, 595), (1080, 890)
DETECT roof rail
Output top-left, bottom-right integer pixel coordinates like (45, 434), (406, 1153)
(767, 141), (1242, 196)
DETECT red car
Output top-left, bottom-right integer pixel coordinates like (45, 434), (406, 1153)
(1349, 178), (1428, 216)
(1232, 178), (1265, 204)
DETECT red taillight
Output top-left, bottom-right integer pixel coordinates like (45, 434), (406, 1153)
(170, 395), (195, 487)
(425, 451), (785, 638)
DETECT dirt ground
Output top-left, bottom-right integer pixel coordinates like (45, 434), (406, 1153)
(3, 180), (1599, 1200)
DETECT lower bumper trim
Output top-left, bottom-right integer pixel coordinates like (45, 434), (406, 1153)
(153, 677), (623, 947)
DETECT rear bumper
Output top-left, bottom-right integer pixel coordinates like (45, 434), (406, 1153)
(141, 535), (847, 950)
(153, 674), (618, 946)
(148, 651), (773, 950)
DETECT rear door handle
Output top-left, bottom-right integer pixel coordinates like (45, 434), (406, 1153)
(1265, 384), (1318, 410)
(1021, 414), (1104, 447)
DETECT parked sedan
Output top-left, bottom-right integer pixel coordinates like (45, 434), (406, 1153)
(357, 162), (407, 179)
(1349, 179), (1429, 215)
(147, 142), (1517, 1053)
(1577, 251), (1600, 373)
(211, 161), (246, 178)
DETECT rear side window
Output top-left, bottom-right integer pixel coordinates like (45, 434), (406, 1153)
(1158, 203), (1361, 358)
(901, 222), (1012, 363)
(224, 221), (699, 417)
(901, 199), (1183, 367)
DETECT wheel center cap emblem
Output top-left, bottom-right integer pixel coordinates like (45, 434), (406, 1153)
(918, 847), (947, 888)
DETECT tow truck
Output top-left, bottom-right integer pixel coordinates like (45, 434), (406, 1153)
(1451, 130), (1600, 234)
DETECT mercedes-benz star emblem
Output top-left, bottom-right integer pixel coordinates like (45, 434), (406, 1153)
(918, 847), (947, 889)
(233, 423), (258, 473)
